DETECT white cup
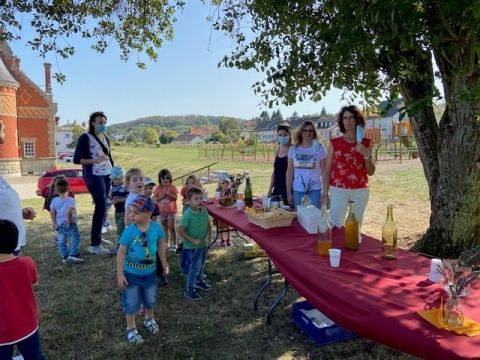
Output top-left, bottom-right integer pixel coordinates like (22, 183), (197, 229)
(428, 258), (443, 283)
(215, 191), (221, 201)
(329, 248), (341, 268)
(262, 195), (271, 208)
(236, 199), (244, 211)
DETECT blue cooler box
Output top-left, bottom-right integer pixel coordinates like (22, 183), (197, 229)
(292, 300), (357, 346)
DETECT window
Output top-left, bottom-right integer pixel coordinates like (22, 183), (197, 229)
(23, 141), (35, 158)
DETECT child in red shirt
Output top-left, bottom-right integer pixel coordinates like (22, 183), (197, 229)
(0, 219), (45, 359)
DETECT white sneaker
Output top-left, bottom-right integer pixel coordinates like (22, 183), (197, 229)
(101, 238), (113, 245)
(88, 245), (111, 255)
(66, 256), (85, 263)
(101, 226), (108, 234)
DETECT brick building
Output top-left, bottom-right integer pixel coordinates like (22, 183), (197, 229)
(0, 42), (57, 176)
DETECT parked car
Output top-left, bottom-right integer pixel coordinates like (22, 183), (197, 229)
(36, 168), (88, 196)
(63, 155), (74, 163)
(58, 152), (73, 160)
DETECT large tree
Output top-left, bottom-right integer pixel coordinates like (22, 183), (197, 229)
(213, 0), (480, 257)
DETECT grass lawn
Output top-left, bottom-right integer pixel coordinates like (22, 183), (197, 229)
(20, 146), (427, 359)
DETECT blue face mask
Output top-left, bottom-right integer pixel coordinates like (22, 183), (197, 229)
(278, 135), (289, 145)
(96, 124), (106, 133)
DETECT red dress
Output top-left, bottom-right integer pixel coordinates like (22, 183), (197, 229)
(154, 184), (178, 214)
(330, 137), (371, 189)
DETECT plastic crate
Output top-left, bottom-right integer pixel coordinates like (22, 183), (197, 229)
(292, 301), (357, 346)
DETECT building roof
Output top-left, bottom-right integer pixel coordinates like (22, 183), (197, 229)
(378, 98), (405, 117)
(173, 134), (203, 142)
(256, 120), (279, 131)
(0, 55), (19, 88)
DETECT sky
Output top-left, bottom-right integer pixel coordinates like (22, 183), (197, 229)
(8, 3), (351, 125)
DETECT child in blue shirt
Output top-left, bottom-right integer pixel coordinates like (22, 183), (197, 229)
(178, 187), (212, 301)
(116, 195), (169, 345)
(49, 179), (84, 264)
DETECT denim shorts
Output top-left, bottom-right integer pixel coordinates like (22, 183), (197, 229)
(122, 271), (157, 314)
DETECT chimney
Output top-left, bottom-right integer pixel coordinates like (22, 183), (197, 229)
(44, 63), (51, 93)
(55, 116), (60, 126)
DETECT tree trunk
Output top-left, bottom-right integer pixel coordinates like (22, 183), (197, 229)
(399, 53), (480, 257)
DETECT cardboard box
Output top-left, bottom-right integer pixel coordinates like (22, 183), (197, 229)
(297, 205), (322, 234)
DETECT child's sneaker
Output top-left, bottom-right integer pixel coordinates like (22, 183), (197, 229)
(220, 239), (227, 247)
(227, 240), (233, 247)
(88, 245), (111, 255)
(66, 256), (85, 264)
(143, 318), (160, 334)
(184, 289), (201, 301)
(126, 329), (144, 345)
(195, 280), (211, 291)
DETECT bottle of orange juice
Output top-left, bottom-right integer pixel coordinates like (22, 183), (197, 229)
(344, 201), (359, 250)
(317, 205), (332, 256)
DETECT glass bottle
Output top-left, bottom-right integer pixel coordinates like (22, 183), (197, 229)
(344, 201), (359, 250)
(244, 175), (253, 208)
(317, 205), (332, 256)
(381, 204), (398, 259)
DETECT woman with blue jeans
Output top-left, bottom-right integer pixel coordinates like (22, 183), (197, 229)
(286, 121), (327, 209)
(73, 111), (114, 255)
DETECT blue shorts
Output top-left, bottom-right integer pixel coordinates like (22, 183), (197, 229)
(122, 272), (157, 314)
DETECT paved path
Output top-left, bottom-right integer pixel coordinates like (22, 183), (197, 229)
(6, 175), (38, 199)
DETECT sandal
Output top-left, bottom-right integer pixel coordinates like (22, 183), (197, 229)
(144, 318), (160, 334)
(126, 329), (144, 345)
(220, 240), (227, 247)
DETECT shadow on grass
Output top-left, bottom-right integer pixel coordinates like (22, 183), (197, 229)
(22, 197), (417, 360)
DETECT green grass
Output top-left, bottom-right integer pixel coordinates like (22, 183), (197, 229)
(20, 146), (427, 359)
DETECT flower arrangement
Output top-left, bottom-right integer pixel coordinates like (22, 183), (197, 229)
(228, 171), (249, 192)
(300, 175), (316, 207)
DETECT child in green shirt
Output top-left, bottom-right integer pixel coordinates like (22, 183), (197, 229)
(178, 187), (212, 301)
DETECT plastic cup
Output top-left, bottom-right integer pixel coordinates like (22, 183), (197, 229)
(428, 258), (443, 283)
(329, 248), (341, 268)
(236, 199), (244, 211)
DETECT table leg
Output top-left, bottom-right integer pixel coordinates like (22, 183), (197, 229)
(253, 258), (273, 312)
(266, 280), (289, 325)
(208, 224), (221, 249)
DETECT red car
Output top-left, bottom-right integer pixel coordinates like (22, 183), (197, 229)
(36, 168), (89, 196)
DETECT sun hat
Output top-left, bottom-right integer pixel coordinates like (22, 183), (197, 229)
(143, 176), (155, 186)
(131, 195), (155, 212)
(110, 166), (125, 179)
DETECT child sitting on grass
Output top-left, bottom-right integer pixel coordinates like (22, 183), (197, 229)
(116, 195), (169, 345)
(49, 179), (84, 264)
(0, 219), (46, 359)
(178, 186), (212, 301)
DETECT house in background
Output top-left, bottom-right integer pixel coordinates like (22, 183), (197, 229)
(256, 120), (278, 143)
(56, 120), (86, 155)
(171, 133), (205, 145)
(366, 99), (413, 141)
(0, 42), (57, 176)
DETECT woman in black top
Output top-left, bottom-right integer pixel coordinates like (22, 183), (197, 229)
(267, 124), (292, 203)
(73, 111), (114, 255)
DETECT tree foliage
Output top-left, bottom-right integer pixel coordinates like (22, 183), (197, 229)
(67, 124), (86, 149)
(142, 127), (159, 144)
(0, 0), (185, 81)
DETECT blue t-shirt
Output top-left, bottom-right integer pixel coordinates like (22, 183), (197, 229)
(50, 197), (77, 226)
(119, 222), (164, 275)
(111, 183), (129, 212)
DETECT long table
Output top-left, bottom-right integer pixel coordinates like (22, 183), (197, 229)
(205, 202), (480, 360)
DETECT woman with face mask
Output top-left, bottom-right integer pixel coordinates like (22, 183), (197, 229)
(73, 111), (114, 255)
(267, 124), (292, 203)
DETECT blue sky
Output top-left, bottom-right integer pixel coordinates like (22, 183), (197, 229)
(9, 2), (349, 125)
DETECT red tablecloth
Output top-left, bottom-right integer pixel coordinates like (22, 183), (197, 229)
(205, 202), (480, 360)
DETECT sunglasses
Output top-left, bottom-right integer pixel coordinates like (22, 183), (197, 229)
(277, 125), (290, 131)
(302, 129), (314, 133)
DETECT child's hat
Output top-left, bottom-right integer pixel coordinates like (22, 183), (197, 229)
(110, 166), (125, 179)
(219, 174), (231, 183)
(143, 176), (155, 186)
(131, 195), (155, 212)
